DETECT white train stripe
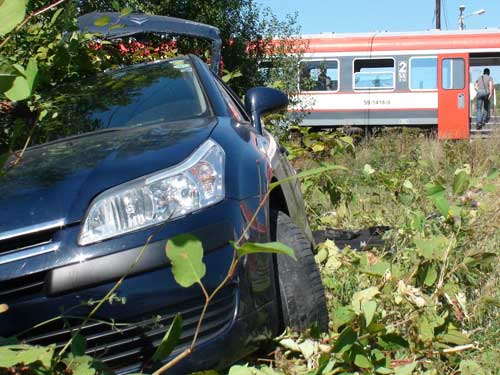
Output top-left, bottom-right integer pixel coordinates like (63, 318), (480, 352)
(295, 92), (438, 111)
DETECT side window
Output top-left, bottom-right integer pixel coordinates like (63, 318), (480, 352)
(299, 60), (339, 92)
(353, 58), (395, 90)
(215, 80), (250, 123)
(442, 58), (465, 90)
(410, 57), (438, 90)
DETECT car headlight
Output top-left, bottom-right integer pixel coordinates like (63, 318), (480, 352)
(78, 139), (225, 246)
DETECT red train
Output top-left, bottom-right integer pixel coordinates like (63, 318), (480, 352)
(293, 29), (500, 139)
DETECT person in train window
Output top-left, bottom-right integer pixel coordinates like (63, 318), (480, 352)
(474, 68), (494, 130)
(316, 68), (332, 91)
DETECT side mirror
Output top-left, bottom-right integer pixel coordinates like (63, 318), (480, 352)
(244, 87), (288, 134)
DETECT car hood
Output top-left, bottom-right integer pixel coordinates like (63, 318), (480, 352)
(0, 117), (217, 234)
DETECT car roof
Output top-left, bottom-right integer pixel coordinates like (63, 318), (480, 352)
(78, 12), (222, 74)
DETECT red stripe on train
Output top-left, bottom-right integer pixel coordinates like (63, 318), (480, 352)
(303, 32), (500, 53)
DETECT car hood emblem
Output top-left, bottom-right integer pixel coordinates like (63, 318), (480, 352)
(129, 16), (149, 25)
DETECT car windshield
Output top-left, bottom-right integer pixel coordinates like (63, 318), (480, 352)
(3, 57), (208, 149)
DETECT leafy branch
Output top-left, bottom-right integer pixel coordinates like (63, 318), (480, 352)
(0, 0), (67, 49)
(152, 162), (343, 374)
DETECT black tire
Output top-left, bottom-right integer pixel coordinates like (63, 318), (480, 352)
(271, 211), (329, 332)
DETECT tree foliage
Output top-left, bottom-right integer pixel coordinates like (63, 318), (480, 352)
(79, 0), (301, 95)
(0, 0), (301, 161)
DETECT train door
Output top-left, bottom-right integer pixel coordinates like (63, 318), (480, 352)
(438, 54), (470, 139)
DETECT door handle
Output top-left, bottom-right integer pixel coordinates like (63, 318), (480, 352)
(458, 93), (465, 109)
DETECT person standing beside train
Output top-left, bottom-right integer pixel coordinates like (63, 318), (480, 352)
(474, 68), (494, 129)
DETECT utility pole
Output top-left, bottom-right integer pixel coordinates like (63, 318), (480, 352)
(436, 0), (441, 29)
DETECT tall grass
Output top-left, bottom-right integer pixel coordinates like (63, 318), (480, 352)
(287, 130), (500, 374)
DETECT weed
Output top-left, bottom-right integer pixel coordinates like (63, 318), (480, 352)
(266, 130), (500, 375)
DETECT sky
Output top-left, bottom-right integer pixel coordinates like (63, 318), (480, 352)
(258, 0), (499, 34)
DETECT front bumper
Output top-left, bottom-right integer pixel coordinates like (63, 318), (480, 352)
(0, 197), (279, 373)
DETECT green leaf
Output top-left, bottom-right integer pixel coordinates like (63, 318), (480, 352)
(221, 69), (243, 83)
(62, 354), (102, 375)
(332, 327), (357, 354)
(49, 8), (63, 27)
(12, 64), (26, 76)
(417, 316), (434, 343)
(453, 171), (469, 194)
(372, 348), (385, 361)
(339, 135), (354, 147)
(151, 314), (182, 361)
(228, 365), (282, 375)
(483, 183), (496, 193)
(71, 334), (86, 356)
(486, 168), (498, 180)
(233, 241), (296, 260)
(0, 344), (55, 367)
(376, 367), (393, 374)
(354, 353), (373, 369)
(332, 306), (356, 330)
(311, 143), (325, 153)
(4, 75), (29, 101)
(25, 57), (38, 93)
(377, 334), (409, 350)
(423, 264), (438, 286)
(424, 182), (445, 198)
(363, 261), (390, 277)
(38, 109), (48, 121)
(93, 15), (111, 27)
(268, 164), (347, 190)
(459, 360), (485, 375)
(120, 7), (133, 16)
(352, 286), (379, 314)
(398, 192), (414, 207)
(403, 179), (414, 190)
(433, 196), (450, 217)
(439, 328), (470, 345)
(414, 236), (448, 261)
(362, 300), (377, 326)
(394, 362), (416, 375)
(0, 0), (26, 36)
(165, 234), (206, 288)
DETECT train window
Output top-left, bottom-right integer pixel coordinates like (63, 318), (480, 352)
(442, 58), (465, 90)
(299, 60), (339, 92)
(353, 58), (395, 90)
(410, 57), (437, 90)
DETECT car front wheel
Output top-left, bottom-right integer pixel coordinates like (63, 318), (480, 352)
(272, 211), (329, 332)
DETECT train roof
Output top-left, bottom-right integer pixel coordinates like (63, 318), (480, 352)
(298, 29), (500, 55)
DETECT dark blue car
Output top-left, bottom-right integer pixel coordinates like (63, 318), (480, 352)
(0, 13), (327, 374)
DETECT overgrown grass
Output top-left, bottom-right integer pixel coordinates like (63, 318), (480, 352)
(261, 129), (500, 375)
(297, 129), (498, 229)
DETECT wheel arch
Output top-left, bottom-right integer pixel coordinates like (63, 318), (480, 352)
(269, 177), (290, 217)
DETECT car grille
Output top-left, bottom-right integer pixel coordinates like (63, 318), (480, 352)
(22, 286), (237, 371)
(0, 228), (55, 255)
(0, 272), (47, 304)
